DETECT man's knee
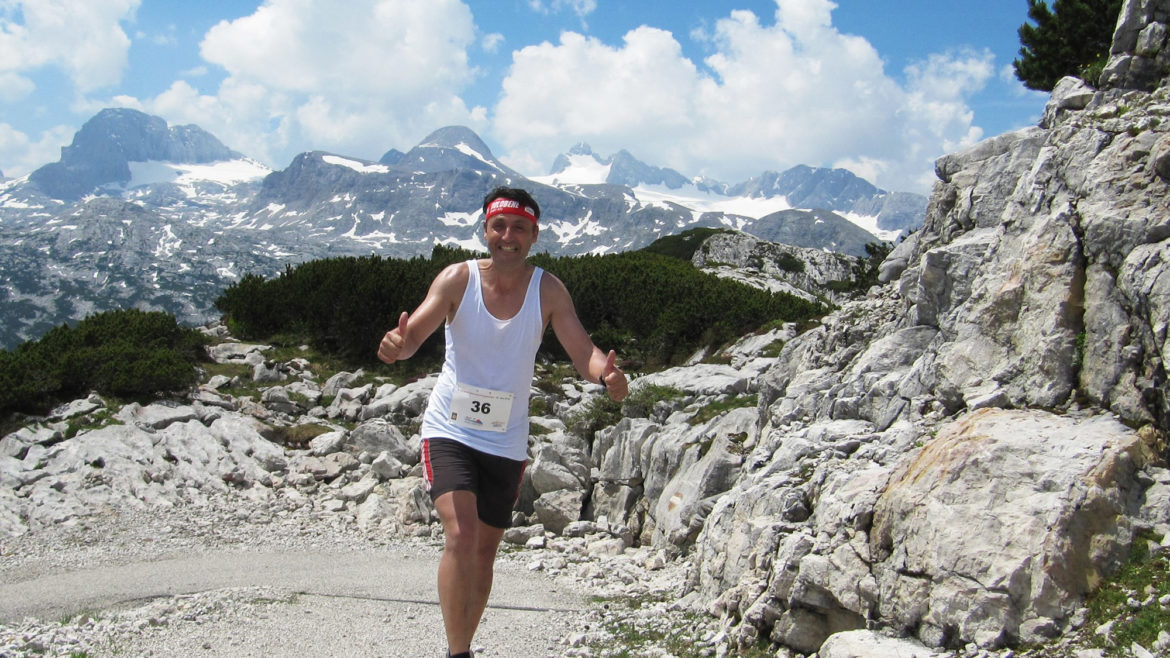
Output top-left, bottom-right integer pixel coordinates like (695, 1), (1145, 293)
(443, 521), (480, 555)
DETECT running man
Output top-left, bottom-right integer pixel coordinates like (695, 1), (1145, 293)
(377, 186), (629, 658)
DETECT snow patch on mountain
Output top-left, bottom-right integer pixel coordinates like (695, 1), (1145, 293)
(437, 234), (487, 252)
(348, 230), (402, 247)
(544, 214), (606, 244)
(533, 153), (611, 186)
(127, 159), (271, 188)
(536, 157), (893, 240)
(452, 142), (506, 172)
(839, 211), (903, 243)
(631, 184), (790, 219)
(438, 210), (480, 228)
(321, 155), (390, 174)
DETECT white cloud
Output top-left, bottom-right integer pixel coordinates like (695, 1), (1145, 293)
(180, 65), (209, 78)
(528, 0), (597, 17)
(0, 71), (35, 103)
(0, 122), (73, 177)
(482, 32), (505, 54)
(555, 0), (597, 19)
(493, 27), (701, 171)
(492, 0), (995, 194)
(122, 0), (489, 168)
(526, 0), (595, 28)
(0, 0), (139, 93)
(147, 24), (178, 47)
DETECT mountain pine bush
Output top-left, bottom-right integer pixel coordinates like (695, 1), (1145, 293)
(0, 309), (206, 417)
(216, 243), (828, 371)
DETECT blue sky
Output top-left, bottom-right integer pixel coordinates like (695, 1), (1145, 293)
(0, 0), (1049, 194)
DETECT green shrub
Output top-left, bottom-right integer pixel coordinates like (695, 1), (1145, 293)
(775, 252), (805, 273)
(215, 240), (829, 373)
(825, 241), (892, 295)
(690, 394), (757, 426)
(565, 395), (623, 445)
(216, 245), (476, 365)
(620, 384), (686, 419)
(0, 309), (206, 417)
(638, 227), (732, 261)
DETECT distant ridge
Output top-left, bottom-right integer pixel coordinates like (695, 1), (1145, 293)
(29, 108), (241, 201)
(0, 109), (927, 349)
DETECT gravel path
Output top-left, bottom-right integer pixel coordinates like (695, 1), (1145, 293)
(0, 509), (604, 658)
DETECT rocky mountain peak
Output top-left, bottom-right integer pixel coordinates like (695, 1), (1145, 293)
(27, 108), (240, 201)
(395, 125), (511, 176)
(378, 148), (406, 165)
(416, 125), (492, 154)
(732, 164), (880, 206)
(567, 142), (594, 156)
(606, 149), (689, 189)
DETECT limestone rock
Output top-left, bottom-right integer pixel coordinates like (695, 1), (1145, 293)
(871, 409), (1143, 648)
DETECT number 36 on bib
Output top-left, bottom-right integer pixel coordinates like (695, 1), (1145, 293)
(449, 383), (514, 432)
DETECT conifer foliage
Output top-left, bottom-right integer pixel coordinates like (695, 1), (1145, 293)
(0, 309), (206, 417)
(215, 244), (829, 371)
(1013, 0), (1124, 91)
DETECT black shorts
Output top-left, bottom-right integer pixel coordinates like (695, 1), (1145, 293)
(421, 438), (527, 529)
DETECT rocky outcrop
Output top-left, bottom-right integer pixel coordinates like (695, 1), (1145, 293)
(692, 230), (857, 303)
(1102, 0), (1170, 91)
(671, 0), (1170, 653)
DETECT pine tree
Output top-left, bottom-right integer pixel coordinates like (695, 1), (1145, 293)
(1013, 0), (1124, 91)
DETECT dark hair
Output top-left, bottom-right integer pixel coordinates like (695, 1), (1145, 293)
(482, 186), (540, 220)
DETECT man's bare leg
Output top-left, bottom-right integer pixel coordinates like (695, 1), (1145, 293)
(434, 490), (506, 655)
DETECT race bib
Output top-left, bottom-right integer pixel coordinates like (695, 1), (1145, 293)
(449, 383), (514, 433)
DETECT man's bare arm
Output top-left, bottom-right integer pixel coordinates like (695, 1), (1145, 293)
(377, 263), (466, 363)
(544, 273), (629, 401)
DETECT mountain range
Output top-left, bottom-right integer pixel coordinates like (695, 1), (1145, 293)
(0, 108), (927, 349)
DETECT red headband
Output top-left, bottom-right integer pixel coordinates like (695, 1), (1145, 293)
(485, 197), (538, 224)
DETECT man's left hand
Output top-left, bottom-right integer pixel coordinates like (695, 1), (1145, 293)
(601, 350), (629, 402)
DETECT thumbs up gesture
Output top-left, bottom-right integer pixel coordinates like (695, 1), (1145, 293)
(377, 312), (410, 363)
(599, 349), (628, 402)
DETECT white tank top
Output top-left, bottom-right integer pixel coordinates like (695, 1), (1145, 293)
(420, 260), (544, 461)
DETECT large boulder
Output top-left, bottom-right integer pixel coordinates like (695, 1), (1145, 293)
(691, 409), (1154, 651)
(871, 409), (1146, 647)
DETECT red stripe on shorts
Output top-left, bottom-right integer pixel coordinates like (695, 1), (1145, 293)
(514, 461), (527, 504)
(421, 439), (434, 491)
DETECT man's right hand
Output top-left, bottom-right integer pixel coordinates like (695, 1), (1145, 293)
(377, 311), (410, 363)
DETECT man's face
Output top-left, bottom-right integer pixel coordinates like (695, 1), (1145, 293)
(484, 212), (538, 259)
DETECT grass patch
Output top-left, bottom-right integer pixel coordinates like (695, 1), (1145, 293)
(199, 359), (253, 382)
(1081, 532), (1170, 653)
(533, 362), (578, 396)
(565, 395), (623, 442)
(564, 384), (687, 441)
(263, 423), (336, 448)
(1018, 530), (1170, 656)
(690, 394), (757, 426)
(621, 384), (687, 419)
(760, 338), (786, 358)
(63, 408), (124, 439)
(202, 340), (390, 395)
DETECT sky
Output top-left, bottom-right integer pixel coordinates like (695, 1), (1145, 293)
(0, 0), (1050, 195)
